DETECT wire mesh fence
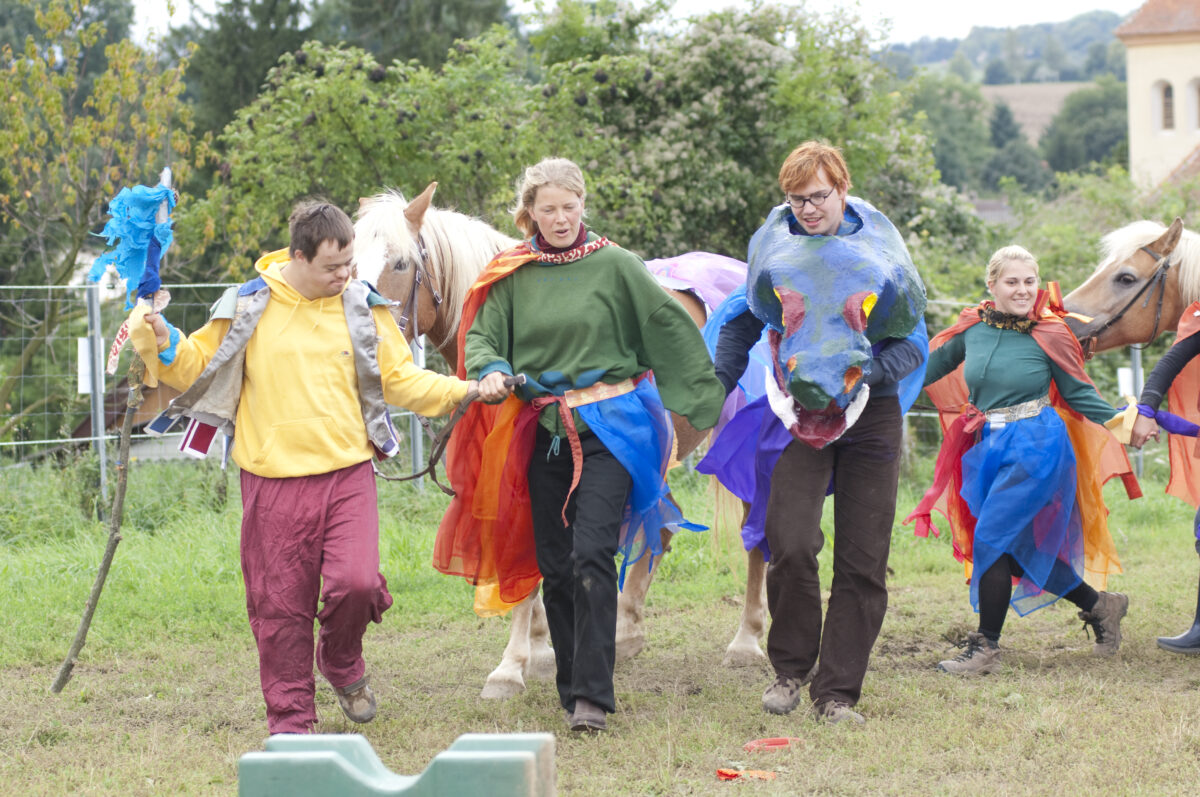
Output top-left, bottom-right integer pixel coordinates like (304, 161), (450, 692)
(0, 286), (1143, 498)
(0, 283), (431, 480)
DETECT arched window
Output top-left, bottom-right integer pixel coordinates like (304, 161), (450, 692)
(1163, 83), (1175, 130)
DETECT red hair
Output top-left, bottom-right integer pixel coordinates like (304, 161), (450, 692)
(778, 141), (852, 194)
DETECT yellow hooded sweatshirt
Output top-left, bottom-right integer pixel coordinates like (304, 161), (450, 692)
(157, 250), (469, 478)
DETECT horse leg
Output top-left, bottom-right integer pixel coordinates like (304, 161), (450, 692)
(723, 502), (768, 666)
(527, 590), (557, 678)
(724, 545), (769, 666)
(615, 529), (673, 661)
(481, 592), (537, 699)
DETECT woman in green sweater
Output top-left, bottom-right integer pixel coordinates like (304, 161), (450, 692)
(910, 245), (1133, 675)
(460, 158), (726, 731)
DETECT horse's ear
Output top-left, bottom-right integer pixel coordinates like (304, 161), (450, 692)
(1153, 217), (1184, 256)
(404, 182), (438, 228)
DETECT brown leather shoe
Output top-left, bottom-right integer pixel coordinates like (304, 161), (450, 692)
(568, 697), (607, 732)
(334, 675), (377, 724)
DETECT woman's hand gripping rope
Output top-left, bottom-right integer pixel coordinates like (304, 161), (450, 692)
(374, 374), (526, 494)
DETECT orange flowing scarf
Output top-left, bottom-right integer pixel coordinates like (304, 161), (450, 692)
(1166, 301), (1200, 507)
(905, 288), (1140, 588)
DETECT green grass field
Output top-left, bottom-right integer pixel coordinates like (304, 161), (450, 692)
(2, 449), (1199, 795)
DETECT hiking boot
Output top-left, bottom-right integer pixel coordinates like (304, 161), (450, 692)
(1079, 591), (1128, 656)
(812, 700), (865, 725)
(761, 664), (817, 715)
(568, 697), (606, 732)
(937, 631), (1001, 675)
(334, 675), (377, 724)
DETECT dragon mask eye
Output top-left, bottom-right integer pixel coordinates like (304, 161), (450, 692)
(843, 291), (876, 333)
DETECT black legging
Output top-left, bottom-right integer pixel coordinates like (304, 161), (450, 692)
(977, 554), (1099, 642)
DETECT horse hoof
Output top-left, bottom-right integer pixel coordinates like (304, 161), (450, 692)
(722, 644), (768, 667)
(480, 676), (526, 700)
(615, 634), (645, 662)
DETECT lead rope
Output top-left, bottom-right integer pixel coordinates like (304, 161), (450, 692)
(374, 374), (526, 495)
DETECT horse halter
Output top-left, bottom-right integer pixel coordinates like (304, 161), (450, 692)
(388, 234), (443, 340)
(1081, 244), (1175, 356)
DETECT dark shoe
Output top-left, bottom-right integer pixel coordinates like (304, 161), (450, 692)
(1157, 622), (1200, 654)
(1079, 591), (1129, 656)
(568, 697), (606, 732)
(334, 675), (377, 724)
(811, 700), (865, 725)
(937, 631), (1001, 675)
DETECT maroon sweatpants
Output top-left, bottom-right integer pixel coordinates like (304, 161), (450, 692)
(239, 460), (392, 734)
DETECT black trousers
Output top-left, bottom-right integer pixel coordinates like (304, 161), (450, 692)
(764, 395), (903, 707)
(528, 425), (631, 714)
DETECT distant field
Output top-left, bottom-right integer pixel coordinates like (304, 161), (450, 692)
(980, 81), (1090, 144)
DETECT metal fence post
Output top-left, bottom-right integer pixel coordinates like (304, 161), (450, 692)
(1131, 345), (1144, 477)
(410, 336), (425, 490)
(85, 283), (109, 516)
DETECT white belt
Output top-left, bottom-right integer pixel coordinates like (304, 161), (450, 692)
(985, 395), (1050, 428)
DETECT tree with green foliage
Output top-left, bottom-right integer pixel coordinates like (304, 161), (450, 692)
(990, 101), (1022, 149)
(905, 71), (992, 190)
(313, 0), (513, 68)
(178, 2), (986, 280)
(983, 58), (1012, 85)
(0, 0), (194, 435)
(0, 0), (132, 108)
(982, 139), (1050, 192)
(165, 0), (311, 136)
(1039, 76), (1127, 174)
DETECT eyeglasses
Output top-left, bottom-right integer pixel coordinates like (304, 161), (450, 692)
(785, 188), (834, 211)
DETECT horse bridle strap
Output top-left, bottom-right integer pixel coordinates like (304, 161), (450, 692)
(391, 235), (443, 339)
(1090, 245), (1174, 348)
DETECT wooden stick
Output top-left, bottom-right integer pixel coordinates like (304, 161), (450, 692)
(51, 358), (144, 693)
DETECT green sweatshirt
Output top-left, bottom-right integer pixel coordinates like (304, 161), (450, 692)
(925, 323), (1117, 425)
(465, 240), (725, 435)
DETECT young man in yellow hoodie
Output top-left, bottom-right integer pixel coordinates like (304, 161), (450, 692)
(142, 202), (492, 734)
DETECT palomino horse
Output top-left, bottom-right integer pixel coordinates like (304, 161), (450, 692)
(354, 184), (768, 699)
(1064, 218), (1200, 352)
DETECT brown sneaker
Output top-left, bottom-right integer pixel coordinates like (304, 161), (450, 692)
(334, 675), (377, 724)
(937, 631), (1001, 675)
(812, 700), (865, 725)
(761, 663), (817, 715)
(1079, 591), (1129, 656)
(568, 697), (607, 732)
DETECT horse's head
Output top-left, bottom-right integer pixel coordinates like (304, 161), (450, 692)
(747, 202), (924, 445)
(1064, 218), (1192, 354)
(355, 183), (444, 345)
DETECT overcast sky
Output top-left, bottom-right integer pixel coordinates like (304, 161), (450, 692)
(134, 0), (1142, 46)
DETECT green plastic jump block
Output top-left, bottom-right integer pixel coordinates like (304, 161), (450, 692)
(237, 732), (556, 797)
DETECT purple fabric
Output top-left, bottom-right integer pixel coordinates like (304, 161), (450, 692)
(645, 252), (748, 313)
(1135, 403), (1200, 436)
(696, 394), (793, 559)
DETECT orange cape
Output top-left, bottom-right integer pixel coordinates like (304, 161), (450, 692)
(1166, 301), (1200, 507)
(905, 292), (1140, 588)
(431, 243), (544, 616)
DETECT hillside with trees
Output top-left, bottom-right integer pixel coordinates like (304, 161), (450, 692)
(882, 10), (1127, 84)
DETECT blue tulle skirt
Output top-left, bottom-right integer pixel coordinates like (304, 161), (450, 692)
(578, 378), (704, 586)
(964, 406), (1085, 616)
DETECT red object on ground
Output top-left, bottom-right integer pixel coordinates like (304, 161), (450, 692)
(717, 769), (777, 781)
(742, 737), (802, 752)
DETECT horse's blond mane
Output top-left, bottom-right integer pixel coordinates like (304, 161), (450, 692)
(1098, 220), (1200, 304)
(355, 190), (518, 346)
